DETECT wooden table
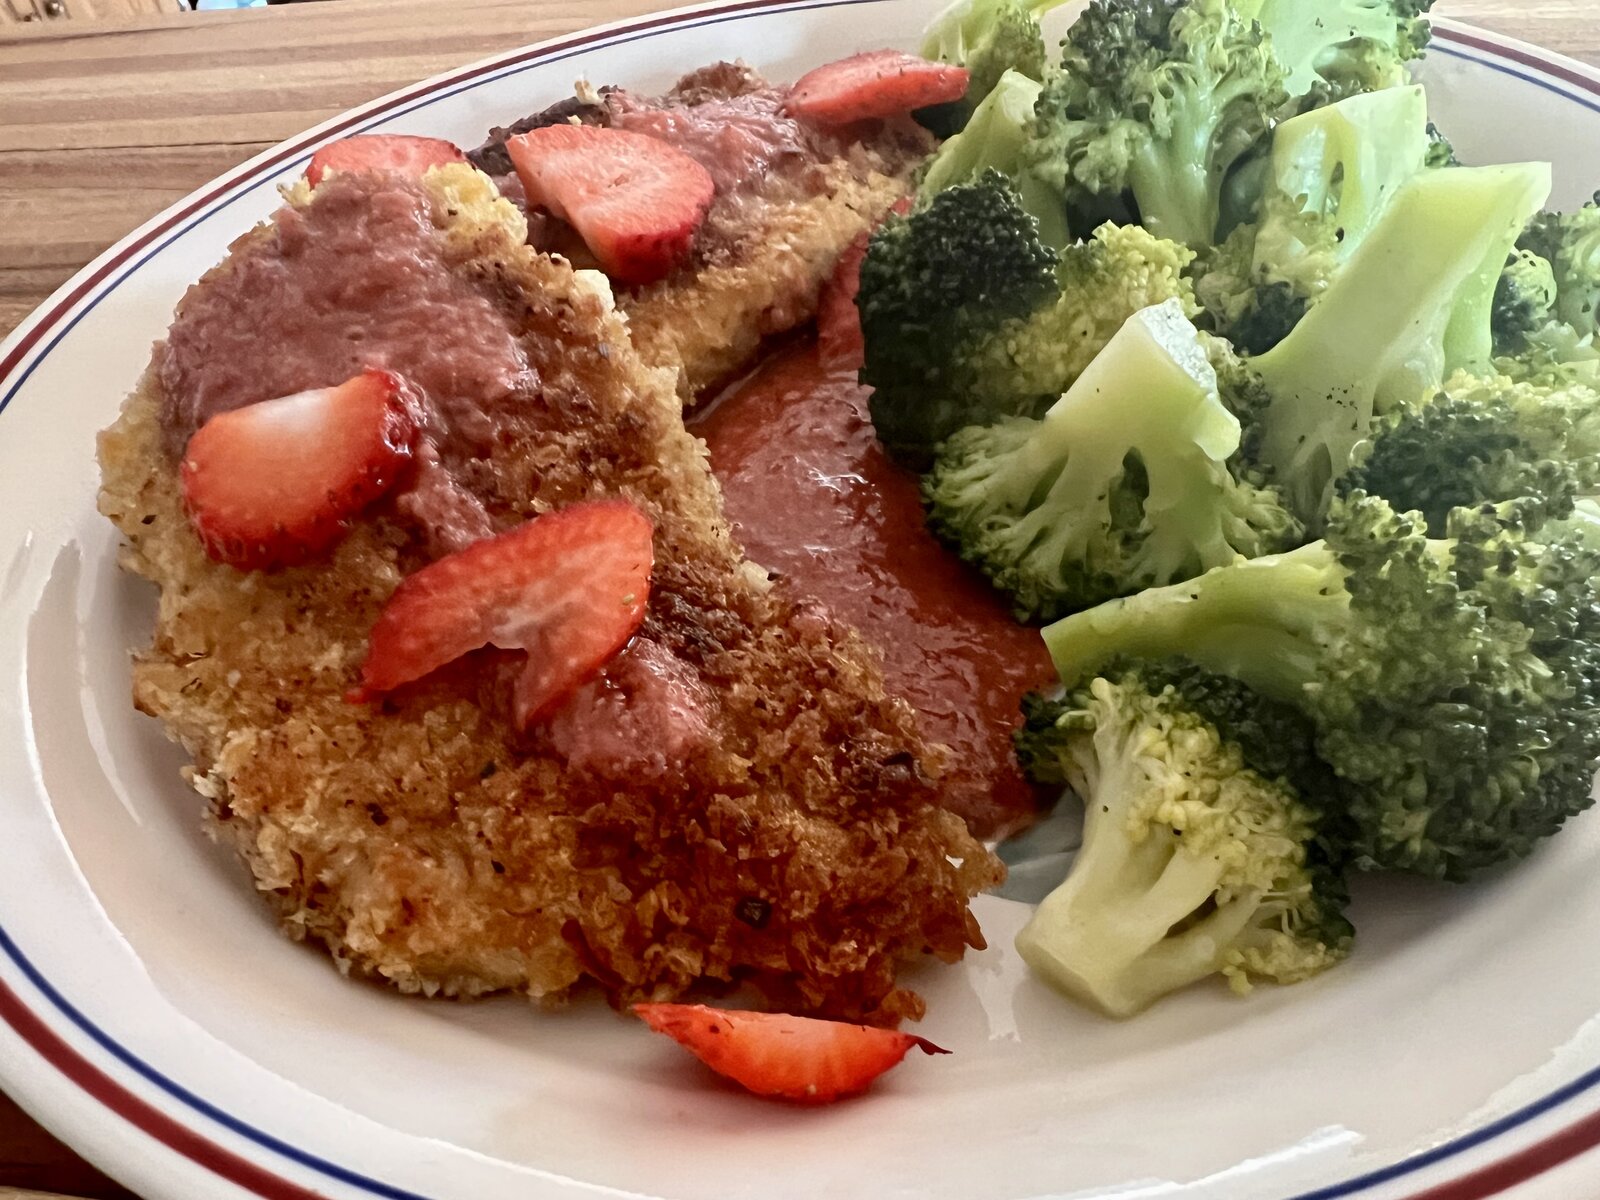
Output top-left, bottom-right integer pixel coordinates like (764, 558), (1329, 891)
(0, 0), (1593, 1195)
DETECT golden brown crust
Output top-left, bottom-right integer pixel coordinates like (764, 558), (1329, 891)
(97, 165), (999, 1024)
(623, 156), (915, 401)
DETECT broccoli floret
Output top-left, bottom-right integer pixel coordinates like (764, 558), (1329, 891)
(861, 174), (1197, 466)
(1235, 162), (1552, 526)
(919, 70), (1071, 247)
(1041, 493), (1600, 880)
(918, 0), (1072, 133)
(1492, 248), (1560, 356)
(1240, 0), (1434, 101)
(1341, 385), (1595, 534)
(1026, 0), (1289, 249)
(858, 172), (1059, 465)
(924, 299), (1300, 620)
(1013, 660), (1352, 1018)
(1425, 120), (1460, 169)
(1519, 194), (1600, 338)
(1193, 85), (1430, 354)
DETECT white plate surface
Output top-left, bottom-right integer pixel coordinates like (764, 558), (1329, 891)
(3, 3), (1600, 1198)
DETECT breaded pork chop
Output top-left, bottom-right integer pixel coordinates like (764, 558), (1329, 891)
(471, 63), (928, 401)
(98, 164), (1000, 1024)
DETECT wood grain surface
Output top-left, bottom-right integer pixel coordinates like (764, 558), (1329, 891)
(0, 1), (1593, 1197)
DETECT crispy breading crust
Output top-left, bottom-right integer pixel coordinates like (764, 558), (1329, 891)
(623, 154), (915, 400)
(97, 166), (1000, 1024)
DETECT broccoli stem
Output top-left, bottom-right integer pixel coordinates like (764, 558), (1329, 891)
(1254, 162), (1552, 524)
(1041, 542), (1350, 703)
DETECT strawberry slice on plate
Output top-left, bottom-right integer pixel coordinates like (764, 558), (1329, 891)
(352, 499), (653, 727)
(506, 125), (715, 287)
(180, 368), (418, 571)
(634, 1003), (949, 1104)
(306, 134), (466, 186)
(786, 50), (970, 125)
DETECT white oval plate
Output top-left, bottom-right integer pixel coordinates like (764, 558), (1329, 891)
(4, 3), (1600, 1198)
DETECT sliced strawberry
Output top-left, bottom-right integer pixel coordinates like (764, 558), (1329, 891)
(351, 500), (653, 727)
(634, 1003), (948, 1104)
(180, 369), (417, 571)
(786, 51), (970, 126)
(506, 125), (715, 287)
(306, 134), (466, 186)
(816, 197), (913, 370)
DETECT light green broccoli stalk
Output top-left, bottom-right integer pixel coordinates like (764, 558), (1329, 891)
(924, 299), (1300, 620)
(1235, 161), (1552, 526)
(918, 0), (1074, 131)
(1014, 660), (1352, 1018)
(1193, 84), (1431, 353)
(919, 69), (1070, 247)
(1238, 0), (1435, 101)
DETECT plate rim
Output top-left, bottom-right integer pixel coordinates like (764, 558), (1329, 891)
(3, 6), (1600, 1200)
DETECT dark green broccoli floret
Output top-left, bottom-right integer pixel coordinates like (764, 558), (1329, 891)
(1042, 493), (1600, 881)
(924, 300), (1300, 620)
(1492, 248), (1559, 356)
(861, 173), (1197, 467)
(1518, 193), (1600, 338)
(1025, 0), (1290, 249)
(1013, 659), (1353, 1017)
(858, 172), (1059, 465)
(1240, 0), (1435, 101)
(1342, 371), (1600, 534)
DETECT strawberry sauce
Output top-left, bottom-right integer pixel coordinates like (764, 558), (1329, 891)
(691, 344), (1057, 839)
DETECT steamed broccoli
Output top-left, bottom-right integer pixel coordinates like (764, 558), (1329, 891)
(1041, 493), (1600, 880)
(1341, 388), (1595, 534)
(1025, 0), (1290, 248)
(1013, 659), (1352, 1017)
(924, 300), (1299, 619)
(1193, 85), (1431, 353)
(1492, 248), (1560, 356)
(919, 70), (1071, 246)
(1519, 195), (1600, 338)
(1231, 162), (1551, 526)
(919, 0), (1072, 131)
(860, 172), (1196, 466)
(858, 173), (1059, 465)
(1239, 0), (1435, 101)
(1425, 120), (1460, 169)
(1343, 368), (1600, 532)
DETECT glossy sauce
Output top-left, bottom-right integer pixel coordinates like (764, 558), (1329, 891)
(692, 343), (1058, 838)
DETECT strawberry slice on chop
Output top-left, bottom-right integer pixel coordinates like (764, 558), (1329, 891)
(506, 125), (715, 287)
(634, 1003), (948, 1104)
(306, 134), (466, 186)
(786, 50), (969, 125)
(352, 500), (653, 727)
(181, 368), (418, 571)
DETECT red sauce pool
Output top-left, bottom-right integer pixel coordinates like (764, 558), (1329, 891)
(691, 343), (1058, 839)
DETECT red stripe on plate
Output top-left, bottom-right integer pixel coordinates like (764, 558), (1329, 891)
(0, 971), (328, 1200)
(1439, 26), (1600, 97)
(1407, 1109), (1600, 1200)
